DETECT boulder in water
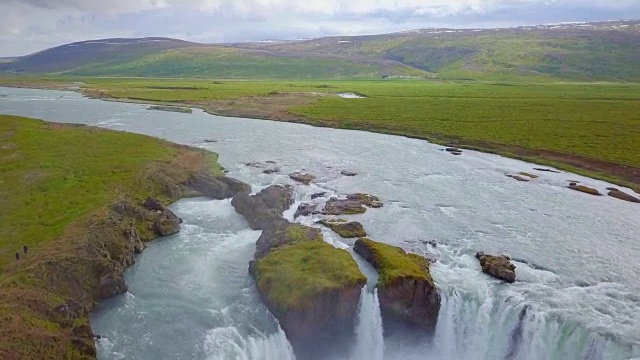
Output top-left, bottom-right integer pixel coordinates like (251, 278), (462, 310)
(476, 252), (516, 283)
(353, 238), (440, 331)
(341, 170), (358, 177)
(294, 203), (320, 218)
(506, 174), (530, 182)
(319, 219), (366, 238)
(250, 222), (366, 359)
(518, 172), (539, 179)
(568, 184), (602, 196)
(311, 192), (327, 200)
(289, 172), (315, 185)
(608, 189), (640, 203)
(323, 193), (383, 215)
(231, 185), (294, 230)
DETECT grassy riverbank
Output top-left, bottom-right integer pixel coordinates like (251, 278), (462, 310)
(1, 76), (639, 189)
(0, 115), (222, 358)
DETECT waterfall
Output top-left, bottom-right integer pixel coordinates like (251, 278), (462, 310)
(425, 290), (638, 360)
(352, 286), (385, 360)
(245, 326), (296, 360)
(204, 325), (296, 360)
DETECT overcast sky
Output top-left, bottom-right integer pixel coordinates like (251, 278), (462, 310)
(1, 0), (639, 56)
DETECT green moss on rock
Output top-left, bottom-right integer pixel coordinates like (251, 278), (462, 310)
(319, 220), (367, 238)
(354, 238), (433, 289)
(253, 239), (366, 314)
(569, 184), (602, 196)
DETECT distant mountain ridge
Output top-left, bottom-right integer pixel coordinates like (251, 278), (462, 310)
(1, 20), (639, 80)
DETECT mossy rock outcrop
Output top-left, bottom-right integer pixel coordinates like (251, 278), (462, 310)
(353, 238), (440, 332)
(250, 222), (366, 360)
(319, 219), (367, 238)
(231, 185), (293, 230)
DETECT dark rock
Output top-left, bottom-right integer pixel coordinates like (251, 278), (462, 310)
(421, 240), (438, 248)
(445, 147), (462, 153)
(311, 192), (327, 200)
(151, 209), (182, 236)
(231, 185), (294, 230)
(451, 151), (463, 156)
(266, 161), (277, 164)
(263, 168), (279, 174)
(606, 187), (619, 191)
(354, 238), (440, 331)
(323, 193), (383, 215)
(608, 189), (640, 203)
(476, 252), (516, 283)
(534, 168), (561, 173)
(568, 184), (602, 196)
(147, 105), (192, 114)
(506, 174), (530, 182)
(518, 172), (539, 179)
(143, 197), (164, 212)
(319, 220), (366, 238)
(203, 139), (217, 143)
(96, 273), (127, 300)
(294, 203), (320, 218)
(290, 172), (316, 185)
(70, 335), (97, 358)
(126, 226), (146, 254)
(55, 299), (86, 320)
(187, 173), (251, 200)
(347, 194), (383, 208)
(341, 171), (358, 177)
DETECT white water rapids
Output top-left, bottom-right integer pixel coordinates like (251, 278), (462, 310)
(2, 87), (640, 359)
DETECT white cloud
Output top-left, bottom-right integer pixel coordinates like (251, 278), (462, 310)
(0, 0), (639, 56)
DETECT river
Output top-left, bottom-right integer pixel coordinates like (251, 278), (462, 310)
(1, 87), (639, 360)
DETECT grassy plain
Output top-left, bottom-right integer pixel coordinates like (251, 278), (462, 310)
(2, 76), (639, 188)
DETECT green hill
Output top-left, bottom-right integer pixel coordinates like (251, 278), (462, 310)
(1, 20), (639, 80)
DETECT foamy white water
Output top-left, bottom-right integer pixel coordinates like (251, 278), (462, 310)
(2, 86), (639, 359)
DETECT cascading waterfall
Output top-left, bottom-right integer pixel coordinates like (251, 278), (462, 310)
(352, 286), (385, 360)
(204, 325), (296, 360)
(425, 290), (638, 360)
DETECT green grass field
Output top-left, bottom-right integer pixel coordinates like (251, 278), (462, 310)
(0, 116), (177, 267)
